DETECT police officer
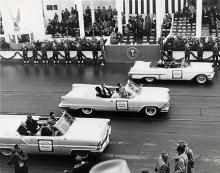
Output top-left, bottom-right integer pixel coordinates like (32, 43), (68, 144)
(197, 42), (204, 62)
(185, 43), (191, 61)
(41, 43), (48, 64)
(52, 43), (59, 64)
(64, 43), (71, 64)
(178, 141), (194, 173)
(155, 152), (170, 173)
(76, 42), (84, 64)
(174, 143), (188, 173)
(22, 44), (29, 64)
(8, 144), (28, 173)
(212, 42), (219, 66)
(32, 43), (38, 64)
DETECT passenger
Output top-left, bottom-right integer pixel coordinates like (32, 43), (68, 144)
(101, 83), (112, 98)
(111, 88), (121, 98)
(25, 114), (39, 135)
(95, 86), (105, 98)
(41, 124), (52, 136)
(17, 122), (30, 136)
(47, 112), (57, 125)
(117, 83), (128, 98)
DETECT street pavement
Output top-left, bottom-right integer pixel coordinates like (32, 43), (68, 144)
(0, 62), (220, 173)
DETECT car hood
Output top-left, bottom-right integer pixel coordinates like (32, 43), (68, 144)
(134, 87), (170, 101)
(65, 118), (110, 145)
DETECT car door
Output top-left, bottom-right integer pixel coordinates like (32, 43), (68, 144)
(159, 68), (173, 80)
(110, 98), (134, 112)
(21, 135), (61, 154)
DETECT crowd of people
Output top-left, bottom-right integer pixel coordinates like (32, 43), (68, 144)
(46, 6), (117, 38)
(84, 6), (117, 37)
(155, 141), (194, 173)
(202, 6), (220, 36)
(46, 7), (79, 37)
(161, 14), (172, 38)
(121, 14), (156, 44)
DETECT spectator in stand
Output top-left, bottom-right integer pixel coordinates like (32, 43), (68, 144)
(22, 43), (29, 64)
(52, 43), (59, 64)
(107, 6), (113, 20)
(212, 42), (219, 66)
(54, 12), (59, 21)
(64, 43), (71, 64)
(32, 43), (39, 64)
(185, 43), (191, 61)
(41, 43), (48, 64)
(197, 42), (204, 61)
(102, 7), (108, 21)
(145, 15), (152, 43)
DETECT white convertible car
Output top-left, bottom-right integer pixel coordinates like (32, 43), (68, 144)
(59, 81), (170, 117)
(128, 59), (215, 84)
(0, 111), (111, 158)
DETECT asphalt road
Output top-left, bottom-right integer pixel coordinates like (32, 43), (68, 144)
(1, 62), (220, 173)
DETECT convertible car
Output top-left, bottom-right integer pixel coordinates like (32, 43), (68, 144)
(0, 111), (111, 158)
(128, 59), (215, 84)
(59, 81), (170, 117)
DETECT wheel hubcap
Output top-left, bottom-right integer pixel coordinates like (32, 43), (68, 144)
(197, 75), (206, 84)
(0, 148), (12, 156)
(145, 107), (157, 116)
(146, 77), (155, 83)
(82, 108), (93, 115)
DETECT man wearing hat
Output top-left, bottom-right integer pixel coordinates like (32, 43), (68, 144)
(72, 155), (91, 173)
(155, 152), (170, 173)
(174, 143), (188, 173)
(8, 144), (28, 173)
(178, 141), (194, 173)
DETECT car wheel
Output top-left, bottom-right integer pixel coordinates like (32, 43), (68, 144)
(196, 74), (207, 84)
(144, 106), (157, 117)
(145, 77), (156, 83)
(81, 108), (93, 115)
(75, 151), (90, 159)
(0, 148), (13, 156)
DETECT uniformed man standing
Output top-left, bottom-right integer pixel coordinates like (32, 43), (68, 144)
(212, 42), (219, 66)
(32, 43), (38, 64)
(155, 152), (170, 173)
(22, 44), (29, 64)
(64, 43), (71, 64)
(41, 43), (48, 64)
(52, 43), (59, 64)
(185, 43), (191, 61)
(167, 42), (173, 62)
(197, 42), (203, 62)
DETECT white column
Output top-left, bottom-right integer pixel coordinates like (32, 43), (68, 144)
(125, 0), (129, 24)
(196, 0), (202, 38)
(175, 0), (178, 12)
(168, 0), (172, 13)
(76, 0), (85, 37)
(116, 0), (123, 33)
(150, 0), (153, 14)
(90, 0), (95, 25)
(144, 0), (147, 14)
(138, 0), (141, 14)
(132, 0), (136, 14)
(156, 0), (163, 38)
(181, 0), (184, 10)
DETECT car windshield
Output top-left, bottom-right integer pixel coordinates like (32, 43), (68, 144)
(53, 112), (74, 135)
(125, 80), (142, 96)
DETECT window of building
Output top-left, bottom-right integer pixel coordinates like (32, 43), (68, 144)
(47, 5), (53, 10)
(53, 5), (58, 10)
